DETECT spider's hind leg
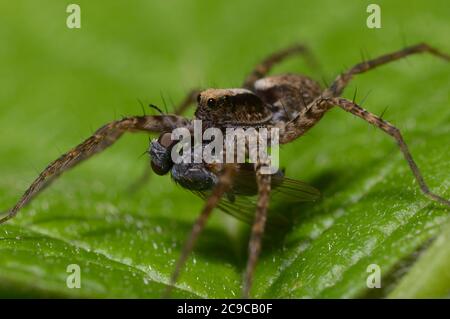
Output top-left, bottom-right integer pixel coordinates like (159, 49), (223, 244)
(331, 97), (450, 207)
(243, 44), (317, 89)
(327, 43), (449, 97)
(173, 88), (202, 116)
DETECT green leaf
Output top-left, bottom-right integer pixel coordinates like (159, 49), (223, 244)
(0, 0), (449, 298)
(388, 221), (450, 298)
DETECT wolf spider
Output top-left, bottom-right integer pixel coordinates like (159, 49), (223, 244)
(1, 43), (449, 298)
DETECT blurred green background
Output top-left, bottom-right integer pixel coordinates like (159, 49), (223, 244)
(0, 0), (449, 298)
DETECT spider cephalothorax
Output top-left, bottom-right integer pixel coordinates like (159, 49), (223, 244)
(1, 43), (449, 298)
(195, 88), (272, 128)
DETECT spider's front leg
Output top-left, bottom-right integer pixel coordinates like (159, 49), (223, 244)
(243, 165), (272, 298)
(327, 43), (449, 97)
(330, 97), (450, 207)
(0, 115), (190, 224)
(166, 164), (236, 296)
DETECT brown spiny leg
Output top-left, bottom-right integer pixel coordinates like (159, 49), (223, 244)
(242, 167), (272, 298)
(243, 44), (316, 89)
(165, 165), (236, 296)
(0, 115), (190, 224)
(330, 97), (450, 207)
(327, 43), (449, 97)
(278, 97), (333, 144)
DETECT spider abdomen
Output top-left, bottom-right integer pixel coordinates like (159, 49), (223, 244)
(253, 74), (322, 121)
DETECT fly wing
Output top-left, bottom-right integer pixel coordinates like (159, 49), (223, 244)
(192, 164), (320, 225)
(270, 176), (320, 202)
(230, 163), (320, 201)
(193, 190), (257, 224)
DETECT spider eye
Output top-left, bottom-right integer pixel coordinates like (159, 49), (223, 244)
(207, 98), (216, 108)
(197, 94), (201, 103)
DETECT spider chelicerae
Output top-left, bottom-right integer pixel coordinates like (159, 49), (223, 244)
(1, 43), (449, 298)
